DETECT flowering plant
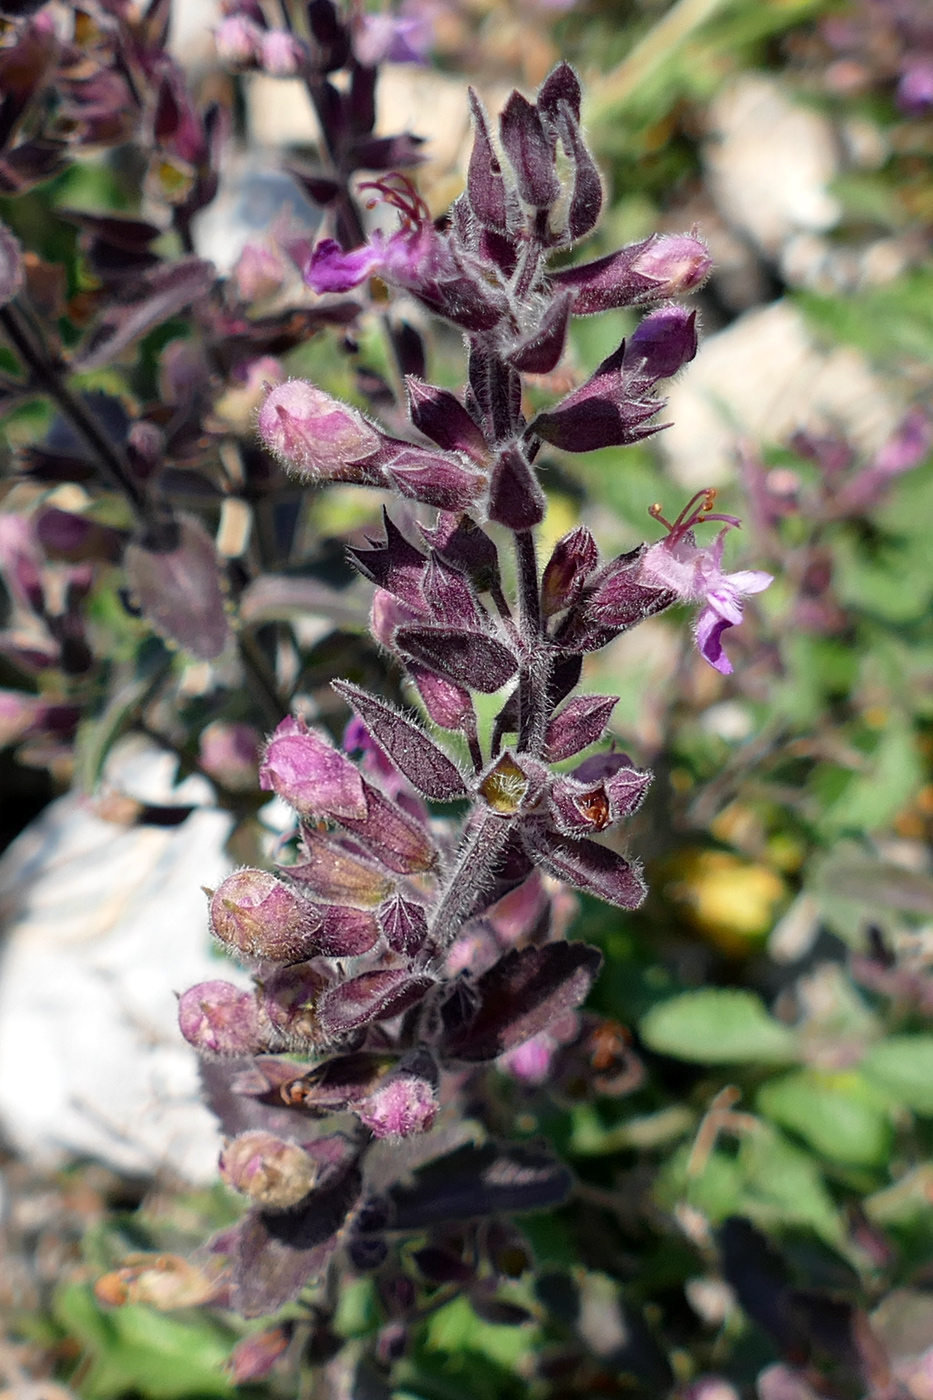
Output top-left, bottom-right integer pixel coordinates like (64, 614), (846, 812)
(162, 48), (772, 1350)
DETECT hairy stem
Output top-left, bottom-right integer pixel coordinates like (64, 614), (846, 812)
(515, 530), (551, 755)
(425, 809), (514, 951)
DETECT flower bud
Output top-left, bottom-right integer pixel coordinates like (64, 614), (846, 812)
(214, 14), (263, 65)
(541, 526), (598, 618)
(259, 962), (328, 1041)
(499, 1031), (556, 1085)
(260, 715), (367, 820)
(209, 869), (322, 964)
(178, 980), (263, 1057)
(260, 30), (305, 76)
(626, 305), (697, 382)
(219, 1131), (317, 1208)
(358, 1055), (438, 1138)
(257, 381), (380, 479)
(631, 233), (712, 297)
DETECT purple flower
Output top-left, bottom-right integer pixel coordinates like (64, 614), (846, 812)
(260, 714), (368, 819)
(638, 491), (772, 674)
(353, 11), (433, 67)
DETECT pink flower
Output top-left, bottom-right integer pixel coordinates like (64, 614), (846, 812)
(638, 491), (772, 674)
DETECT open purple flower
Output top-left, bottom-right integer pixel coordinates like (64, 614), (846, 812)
(638, 491), (773, 674)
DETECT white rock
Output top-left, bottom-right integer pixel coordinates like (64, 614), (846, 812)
(704, 75), (840, 256)
(661, 300), (904, 487)
(0, 738), (240, 1183)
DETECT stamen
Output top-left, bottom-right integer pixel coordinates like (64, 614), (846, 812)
(358, 174), (431, 232)
(650, 488), (737, 541)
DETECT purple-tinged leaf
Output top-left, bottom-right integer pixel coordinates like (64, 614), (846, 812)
(499, 91), (560, 209)
(536, 61), (582, 125)
(378, 894), (429, 955)
(488, 447), (547, 530)
(522, 825), (647, 910)
(383, 1142), (573, 1229)
(507, 294), (572, 375)
(347, 509), (427, 608)
(396, 626), (518, 693)
(209, 869), (322, 964)
(0, 221), (24, 305)
(337, 778), (439, 874)
(226, 1163), (362, 1316)
(467, 88), (508, 232)
(386, 447), (485, 512)
(561, 113), (603, 241)
(125, 515), (230, 661)
(421, 514), (501, 595)
(544, 695), (618, 762)
(75, 258), (215, 371)
(626, 306), (697, 381)
(332, 680), (467, 801)
(288, 829), (394, 906)
(551, 233), (711, 314)
(406, 377), (488, 462)
(408, 664), (475, 732)
(260, 715), (367, 821)
(318, 970), (434, 1039)
(317, 904), (381, 957)
(541, 525), (598, 618)
(422, 554), (483, 630)
(442, 943), (602, 1061)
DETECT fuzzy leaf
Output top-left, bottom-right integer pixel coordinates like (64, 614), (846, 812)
(383, 1142), (573, 1229)
(522, 826), (646, 910)
(443, 943), (602, 1061)
(333, 680), (467, 801)
(396, 626), (518, 693)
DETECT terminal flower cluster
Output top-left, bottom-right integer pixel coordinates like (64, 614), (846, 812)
(174, 60), (772, 1322)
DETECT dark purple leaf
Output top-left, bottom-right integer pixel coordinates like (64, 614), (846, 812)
(125, 515), (229, 660)
(420, 514), (501, 595)
(287, 830), (394, 906)
(318, 970), (434, 1039)
(561, 114), (603, 241)
(406, 377), (488, 462)
(385, 1142), (573, 1228)
(499, 92), (560, 209)
(350, 133), (425, 170)
(347, 509), (427, 608)
(544, 694), (618, 761)
(396, 626), (518, 693)
(488, 447), (546, 530)
(442, 943), (602, 1061)
(536, 62), (582, 125)
(521, 825), (647, 910)
(337, 778), (438, 874)
(467, 88), (508, 232)
(226, 1162), (362, 1316)
(385, 447), (485, 512)
(332, 681), (467, 801)
(378, 894), (429, 955)
(507, 294), (571, 375)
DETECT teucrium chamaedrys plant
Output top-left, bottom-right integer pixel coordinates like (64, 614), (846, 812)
(175, 62), (771, 1329)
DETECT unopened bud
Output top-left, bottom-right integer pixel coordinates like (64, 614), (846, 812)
(177, 980), (263, 1057)
(260, 30), (305, 75)
(260, 714), (367, 820)
(541, 526), (598, 617)
(214, 14), (263, 65)
(626, 305), (697, 382)
(209, 868), (322, 964)
(358, 1060), (438, 1139)
(219, 1131), (317, 1208)
(258, 381), (380, 479)
(631, 233), (712, 296)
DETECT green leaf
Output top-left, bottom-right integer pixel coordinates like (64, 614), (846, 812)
(861, 1036), (933, 1114)
(639, 989), (797, 1064)
(54, 1283), (233, 1399)
(425, 1294), (539, 1372)
(757, 1070), (892, 1167)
